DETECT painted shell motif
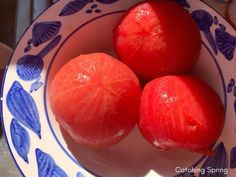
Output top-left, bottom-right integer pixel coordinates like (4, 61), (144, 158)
(230, 146), (236, 169)
(6, 81), (41, 138)
(10, 118), (30, 163)
(17, 35), (61, 82)
(199, 142), (228, 177)
(36, 148), (68, 177)
(191, 10), (218, 55)
(59, 0), (119, 16)
(215, 28), (236, 61)
(59, 0), (93, 16)
(32, 21), (62, 47)
(96, 0), (119, 4)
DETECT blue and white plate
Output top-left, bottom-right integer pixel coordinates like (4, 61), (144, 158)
(1, 0), (236, 176)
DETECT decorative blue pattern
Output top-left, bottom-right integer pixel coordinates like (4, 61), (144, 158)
(234, 100), (236, 114)
(227, 78), (235, 93)
(191, 10), (218, 55)
(24, 46), (32, 53)
(30, 81), (44, 93)
(230, 146), (236, 169)
(234, 87), (236, 97)
(214, 16), (219, 25)
(10, 118), (30, 163)
(77, 172), (85, 177)
(86, 9), (93, 14)
(96, 0), (118, 4)
(17, 35), (61, 82)
(219, 24), (226, 31)
(30, 76), (43, 93)
(227, 78), (236, 113)
(94, 9), (101, 13)
(36, 148), (68, 177)
(27, 39), (33, 45)
(17, 54), (43, 81)
(199, 142), (228, 177)
(32, 21), (62, 47)
(215, 28), (236, 61)
(230, 79), (235, 86)
(6, 81), (41, 138)
(91, 4), (97, 9)
(0, 0), (236, 177)
(59, 0), (93, 16)
(86, 7), (101, 14)
(174, 0), (190, 8)
(59, 0), (119, 16)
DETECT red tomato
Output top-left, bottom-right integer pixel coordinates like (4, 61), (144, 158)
(50, 53), (141, 148)
(114, 0), (201, 80)
(139, 76), (225, 154)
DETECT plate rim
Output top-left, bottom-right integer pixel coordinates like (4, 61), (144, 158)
(0, 1), (61, 177)
(1, 0), (235, 177)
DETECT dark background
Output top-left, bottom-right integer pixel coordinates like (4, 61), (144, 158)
(0, 0), (16, 47)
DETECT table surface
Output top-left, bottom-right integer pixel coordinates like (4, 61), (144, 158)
(0, 1), (230, 177)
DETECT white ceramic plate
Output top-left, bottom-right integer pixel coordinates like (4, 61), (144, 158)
(1, 0), (236, 177)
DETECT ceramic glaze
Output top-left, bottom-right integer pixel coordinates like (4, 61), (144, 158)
(1, 0), (236, 177)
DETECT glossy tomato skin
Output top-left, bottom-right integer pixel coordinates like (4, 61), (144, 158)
(50, 53), (142, 148)
(139, 76), (225, 153)
(114, 0), (201, 80)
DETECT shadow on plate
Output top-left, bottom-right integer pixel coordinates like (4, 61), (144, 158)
(61, 126), (201, 177)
